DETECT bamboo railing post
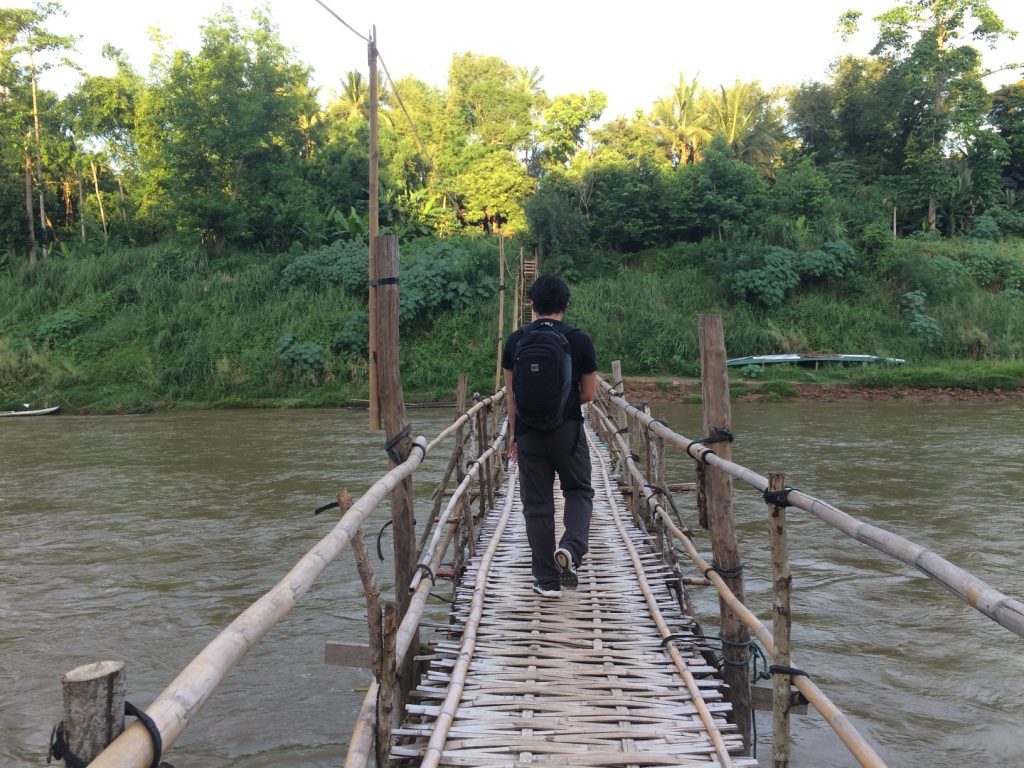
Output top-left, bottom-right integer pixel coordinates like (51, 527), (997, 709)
(766, 472), (793, 768)
(55, 661), (126, 765)
(373, 234), (417, 707)
(698, 314), (752, 752)
(376, 603), (397, 767)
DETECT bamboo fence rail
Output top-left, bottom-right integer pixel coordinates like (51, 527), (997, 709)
(597, 378), (1024, 641)
(345, 420), (510, 767)
(588, 401), (887, 768)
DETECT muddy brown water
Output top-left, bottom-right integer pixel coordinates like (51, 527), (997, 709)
(2, 403), (1022, 766)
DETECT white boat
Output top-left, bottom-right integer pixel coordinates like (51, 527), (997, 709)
(0, 405), (60, 417)
(726, 353), (905, 367)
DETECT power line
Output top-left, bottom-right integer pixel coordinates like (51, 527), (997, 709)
(311, 0), (371, 44)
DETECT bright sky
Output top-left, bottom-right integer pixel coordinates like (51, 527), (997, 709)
(15, 0), (1024, 120)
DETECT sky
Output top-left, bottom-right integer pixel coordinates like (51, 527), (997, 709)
(13, 0), (1024, 121)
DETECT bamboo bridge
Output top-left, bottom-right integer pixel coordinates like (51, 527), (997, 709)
(52, 311), (1024, 768)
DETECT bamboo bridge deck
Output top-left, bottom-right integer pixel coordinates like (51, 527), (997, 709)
(391, 424), (757, 767)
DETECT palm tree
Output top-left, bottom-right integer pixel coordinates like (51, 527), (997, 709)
(703, 79), (785, 169)
(329, 70), (368, 121)
(651, 73), (710, 165)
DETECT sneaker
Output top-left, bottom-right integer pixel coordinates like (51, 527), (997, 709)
(554, 547), (578, 588)
(532, 582), (561, 598)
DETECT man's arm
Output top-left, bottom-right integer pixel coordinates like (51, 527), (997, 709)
(579, 371), (597, 404)
(503, 367), (517, 461)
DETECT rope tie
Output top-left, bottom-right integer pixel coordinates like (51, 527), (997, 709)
(384, 423), (412, 464)
(763, 486), (798, 507)
(702, 561), (744, 579)
(49, 702), (167, 768)
(415, 563), (436, 585)
(615, 426), (629, 435)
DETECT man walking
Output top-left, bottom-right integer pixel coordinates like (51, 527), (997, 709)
(502, 274), (597, 598)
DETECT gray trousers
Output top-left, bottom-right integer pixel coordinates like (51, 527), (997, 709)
(516, 419), (594, 588)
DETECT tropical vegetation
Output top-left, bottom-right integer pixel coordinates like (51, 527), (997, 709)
(1, 0), (1023, 411)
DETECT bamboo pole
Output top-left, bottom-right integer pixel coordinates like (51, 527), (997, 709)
(346, 505), (463, 767)
(597, 376), (1024, 641)
(367, 28), (380, 432)
(88, 436), (428, 768)
(767, 472), (793, 768)
(411, 420), (508, 592)
(699, 314), (751, 750)
(589, 399), (888, 768)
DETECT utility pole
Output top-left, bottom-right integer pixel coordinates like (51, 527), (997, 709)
(367, 26), (381, 431)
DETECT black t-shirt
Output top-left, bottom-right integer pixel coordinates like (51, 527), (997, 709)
(502, 319), (597, 433)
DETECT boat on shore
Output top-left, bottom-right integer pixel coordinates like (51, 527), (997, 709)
(727, 353), (905, 368)
(0, 405), (60, 417)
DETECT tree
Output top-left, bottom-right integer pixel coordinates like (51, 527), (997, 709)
(702, 79), (787, 171)
(536, 90), (606, 173)
(840, 1), (1016, 229)
(0, 1), (76, 260)
(136, 8), (318, 251)
(651, 73), (711, 165)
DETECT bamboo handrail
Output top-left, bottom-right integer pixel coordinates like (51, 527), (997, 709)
(597, 378), (1024, 641)
(587, 427), (737, 768)
(88, 435), (431, 768)
(346, 484), (465, 766)
(411, 420), (508, 592)
(590, 401), (888, 767)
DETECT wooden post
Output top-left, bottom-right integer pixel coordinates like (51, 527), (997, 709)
(373, 234), (417, 706)
(494, 234), (506, 394)
(367, 28), (381, 432)
(376, 603), (397, 767)
(767, 472), (793, 768)
(58, 661), (126, 765)
(698, 314), (752, 751)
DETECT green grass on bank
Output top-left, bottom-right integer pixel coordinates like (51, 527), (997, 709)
(2, 237), (1023, 414)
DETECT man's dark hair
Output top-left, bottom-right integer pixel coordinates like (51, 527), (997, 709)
(528, 274), (571, 315)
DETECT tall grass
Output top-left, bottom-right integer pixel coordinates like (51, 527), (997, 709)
(1, 235), (1023, 412)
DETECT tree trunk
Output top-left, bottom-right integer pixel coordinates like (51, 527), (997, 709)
(28, 50), (48, 259)
(24, 151), (37, 263)
(91, 161), (108, 236)
(78, 178), (86, 241)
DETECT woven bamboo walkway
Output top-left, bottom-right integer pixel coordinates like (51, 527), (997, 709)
(392, 424), (757, 767)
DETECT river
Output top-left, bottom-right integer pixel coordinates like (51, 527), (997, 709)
(2, 402), (1022, 767)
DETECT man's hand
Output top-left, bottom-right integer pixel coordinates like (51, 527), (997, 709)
(507, 437), (517, 464)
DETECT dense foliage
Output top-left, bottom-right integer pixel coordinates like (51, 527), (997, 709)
(1, 1), (1023, 410)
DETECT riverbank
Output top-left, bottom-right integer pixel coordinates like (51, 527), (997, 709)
(620, 376), (1024, 405)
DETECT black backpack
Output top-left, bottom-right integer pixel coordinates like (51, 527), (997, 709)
(512, 320), (574, 431)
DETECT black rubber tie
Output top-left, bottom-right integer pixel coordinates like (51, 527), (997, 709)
(384, 423), (412, 463)
(125, 700), (163, 768)
(769, 664), (810, 679)
(368, 276), (399, 286)
(763, 486), (798, 507)
(415, 563), (436, 585)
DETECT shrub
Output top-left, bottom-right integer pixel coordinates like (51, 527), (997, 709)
(35, 309), (85, 344)
(277, 333), (326, 381)
(730, 247), (800, 306)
